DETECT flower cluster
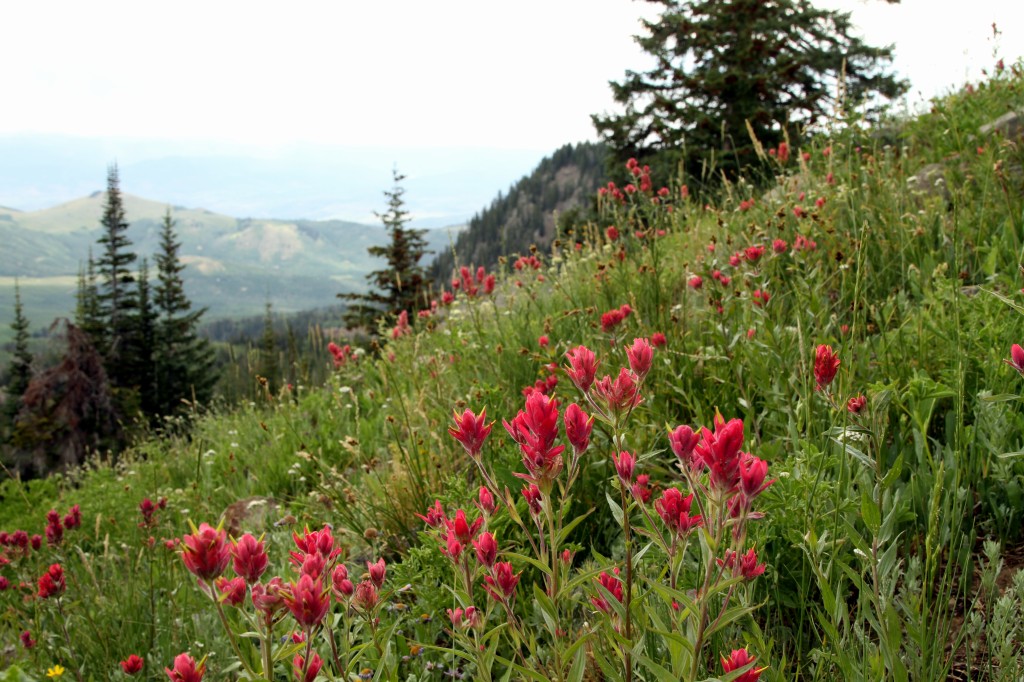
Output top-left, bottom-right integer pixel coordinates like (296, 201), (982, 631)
(45, 505), (80, 547)
(721, 648), (766, 682)
(625, 157), (653, 193)
(165, 653), (206, 682)
(391, 310), (411, 340)
(181, 522), (232, 582)
(327, 341), (355, 368)
(0, 529), (41, 559)
(452, 265), (496, 298)
(138, 496), (168, 529)
(814, 344), (840, 391)
(768, 141), (791, 163)
(448, 408), (494, 459)
(600, 304), (633, 333)
(522, 362), (560, 397)
(37, 563), (66, 599)
(176, 516), (396, 679)
(120, 654), (144, 675)
(514, 255), (542, 271)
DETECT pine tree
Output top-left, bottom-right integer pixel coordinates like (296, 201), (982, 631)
(592, 0), (908, 181)
(259, 302), (279, 395)
(340, 169), (432, 331)
(130, 259), (158, 415)
(153, 210), (216, 415)
(2, 280), (33, 436)
(94, 164), (139, 388)
(75, 250), (104, 347)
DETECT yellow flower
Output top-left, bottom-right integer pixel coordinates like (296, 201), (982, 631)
(47, 665), (65, 678)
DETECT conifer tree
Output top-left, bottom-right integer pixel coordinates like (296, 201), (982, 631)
(592, 0), (907, 180)
(153, 210), (216, 414)
(75, 250), (104, 346)
(130, 259), (158, 415)
(259, 301), (279, 395)
(340, 169), (432, 331)
(94, 164), (139, 388)
(2, 280), (33, 435)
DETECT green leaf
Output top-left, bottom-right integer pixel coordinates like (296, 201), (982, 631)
(633, 540), (656, 564)
(634, 651), (678, 681)
(983, 286), (1024, 316)
(881, 453), (903, 487)
(494, 655), (558, 682)
(828, 428), (874, 469)
(568, 644), (588, 682)
(644, 576), (697, 617)
(502, 551), (552, 577)
(555, 508), (594, 546)
(980, 393), (1022, 403)
(562, 631), (594, 662)
(532, 581), (558, 633)
(606, 490), (624, 525)
(565, 562), (614, 593)
(0, 667), (38, 682)
(861, 489), (881, 534)
(878, 539), (901, 577)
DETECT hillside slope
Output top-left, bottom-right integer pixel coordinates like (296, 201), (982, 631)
(430, 141), (606, 279)
(3, 69), (1024, 680)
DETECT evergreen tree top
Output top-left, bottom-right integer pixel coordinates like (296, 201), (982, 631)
(593, 0), (908, 180)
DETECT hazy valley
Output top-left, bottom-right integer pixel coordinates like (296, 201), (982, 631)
(0, 191), (462, 340)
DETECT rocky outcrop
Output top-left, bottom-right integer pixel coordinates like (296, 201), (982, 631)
(979, 110), (1024, 140)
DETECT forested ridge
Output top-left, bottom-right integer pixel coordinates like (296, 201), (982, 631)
(430, 141), (606, 280)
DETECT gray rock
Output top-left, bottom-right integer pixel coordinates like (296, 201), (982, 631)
(980, 111), (1024, 139)
(907, 162), (950, 201)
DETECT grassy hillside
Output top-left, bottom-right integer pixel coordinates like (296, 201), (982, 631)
(2, 67), (1024, 681)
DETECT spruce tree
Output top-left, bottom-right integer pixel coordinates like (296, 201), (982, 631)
(75, 250), (104, 347)
(95, 164), (139, 389)
(130, 259), (158, 415)
(2, 280), (33, 436)
(340, 169), (432, 331)
(592, 0), (908, 180)
(153, 210), (216, 414)
(259, 301), (279, 395)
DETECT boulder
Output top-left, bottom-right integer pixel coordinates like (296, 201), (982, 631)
(906, 162), (950, 202)
(222, 496), (279, 537)
(980, 110), (1024, 140)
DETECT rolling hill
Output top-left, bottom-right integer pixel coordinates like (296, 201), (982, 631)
(0, 193), (461, 338)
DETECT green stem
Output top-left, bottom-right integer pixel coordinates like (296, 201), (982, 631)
(327, 617), (343, 673)
(56, 598), (84, 682)
(690, 493), (725, 681)
(620, 480), (634, 682)
(259, 612), (277, 681)
(300, 630), (314, 680)
(544, 499), (565, 677)
(212, 587), (257, 678)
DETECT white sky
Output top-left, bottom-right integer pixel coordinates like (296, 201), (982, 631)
(2, 0), (1023, 151)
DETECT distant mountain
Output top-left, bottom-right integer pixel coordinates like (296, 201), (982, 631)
(0, 135), (548, 226)
(430, 142), (607, 281)
(0, 193), (461, 336)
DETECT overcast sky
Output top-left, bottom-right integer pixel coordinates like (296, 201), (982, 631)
(3, 0), (1022, 154)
